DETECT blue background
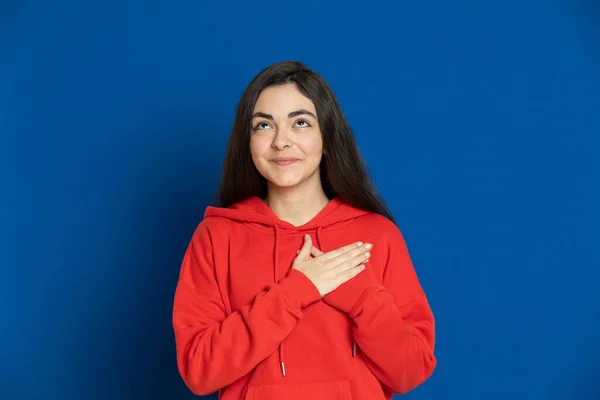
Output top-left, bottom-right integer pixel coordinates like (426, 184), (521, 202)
(1, 0), (599, 399)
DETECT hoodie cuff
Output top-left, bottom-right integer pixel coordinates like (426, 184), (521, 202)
(323, 263), (379, 314)
(279, 269), (322, 310)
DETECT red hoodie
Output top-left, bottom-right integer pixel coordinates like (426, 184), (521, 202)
(172, 196), (436, 400)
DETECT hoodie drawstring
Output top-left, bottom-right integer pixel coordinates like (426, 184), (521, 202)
(315, 226), (323, 249)
(273, 224), (287, 377)
(274, 224), (358, 378)
(315, 227), (358, 358)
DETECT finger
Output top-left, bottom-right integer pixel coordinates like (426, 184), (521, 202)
(310, 246), (324, 257)
(297, 248), (315, 258)
(336, 263), (365, 283)
(321, 241), (364, 261)
(328, 243), (372, 267)
(333, 250), (371, 273)
(297, 234), (312, 259)
(341, 243), (372, 261)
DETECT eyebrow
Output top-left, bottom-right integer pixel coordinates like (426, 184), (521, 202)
(251, 109), (317, 120)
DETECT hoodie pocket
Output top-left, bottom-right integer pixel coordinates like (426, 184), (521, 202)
(244, 380), (353, 400)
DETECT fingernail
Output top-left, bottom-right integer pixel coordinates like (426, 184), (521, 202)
(364, 243), (373, 249)
(357, 242), (363, 246)
(365, 252), (370, 257)
(305, 234), (309, 241)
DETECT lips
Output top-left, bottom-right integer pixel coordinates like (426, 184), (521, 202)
(271, 157), (300, 166)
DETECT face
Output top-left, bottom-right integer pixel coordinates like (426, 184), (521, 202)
(250, 83), (323, 191)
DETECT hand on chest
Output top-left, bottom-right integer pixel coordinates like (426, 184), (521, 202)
(225, 230), (383, 311)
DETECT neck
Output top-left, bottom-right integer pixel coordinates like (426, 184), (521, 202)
(265, 181), (330, 227)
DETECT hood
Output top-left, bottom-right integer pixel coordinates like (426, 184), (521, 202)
(203, 196), (370, 377)
(204, 196), (370, 232)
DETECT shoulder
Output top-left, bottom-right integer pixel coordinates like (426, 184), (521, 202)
(198, 215), (235, 231)
(189, 216), (237, 245)
(355, 212), (406, 243)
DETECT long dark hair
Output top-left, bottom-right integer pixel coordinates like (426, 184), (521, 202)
(217, 61), (396, 224)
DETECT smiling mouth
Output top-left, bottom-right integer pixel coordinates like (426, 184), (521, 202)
(271, 158), (300, 166)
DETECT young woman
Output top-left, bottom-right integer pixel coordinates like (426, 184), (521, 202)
(172, 61), (436, 400)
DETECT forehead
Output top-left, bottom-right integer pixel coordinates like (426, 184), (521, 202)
(253, 84), (317, 115)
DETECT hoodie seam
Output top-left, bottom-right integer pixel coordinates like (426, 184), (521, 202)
(400, 324), (414, 390)
(278, 288), (304, 318)
(349, 285), (384, 317)
(397, 295), (428, 311)
(177, 279), (223, 301)
(314, 218), (360, 233)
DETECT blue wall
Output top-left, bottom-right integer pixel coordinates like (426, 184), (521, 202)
(1, 1), (599, 399)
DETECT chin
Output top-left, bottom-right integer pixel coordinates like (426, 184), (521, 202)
(266, 166), (322, 188)
(268, 178), (304, 188)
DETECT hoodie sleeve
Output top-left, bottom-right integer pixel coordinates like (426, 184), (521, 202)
(324, 222), (436, 395)
(172, 222), (322, 396)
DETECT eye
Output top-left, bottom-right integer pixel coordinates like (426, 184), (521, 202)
(295, 120), (311, 128)
(254, 122), (272, 130)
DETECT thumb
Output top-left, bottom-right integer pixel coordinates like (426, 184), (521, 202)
(297, 234), (312, 258)
(310, 246), (324, 257)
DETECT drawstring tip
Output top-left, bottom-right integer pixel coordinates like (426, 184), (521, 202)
(281, 361), (286, 377)
(353, 342), (357, 357)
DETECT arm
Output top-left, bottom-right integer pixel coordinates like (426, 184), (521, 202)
(323, 225), (436, 394)
(172, 222), (321, 395)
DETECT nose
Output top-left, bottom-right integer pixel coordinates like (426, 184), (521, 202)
(271, 127), (293, 151)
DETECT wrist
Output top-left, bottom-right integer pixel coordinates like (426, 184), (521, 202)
(279, 269), (322, 309)
(323, 263), (378, 314)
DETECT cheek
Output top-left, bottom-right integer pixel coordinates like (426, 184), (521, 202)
(299, 135), (323, 158)
(249, 138), (258, 159)
(249, 136), (268, 160)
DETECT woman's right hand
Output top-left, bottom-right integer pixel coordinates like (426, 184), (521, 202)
(292, 234), (372, 297)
